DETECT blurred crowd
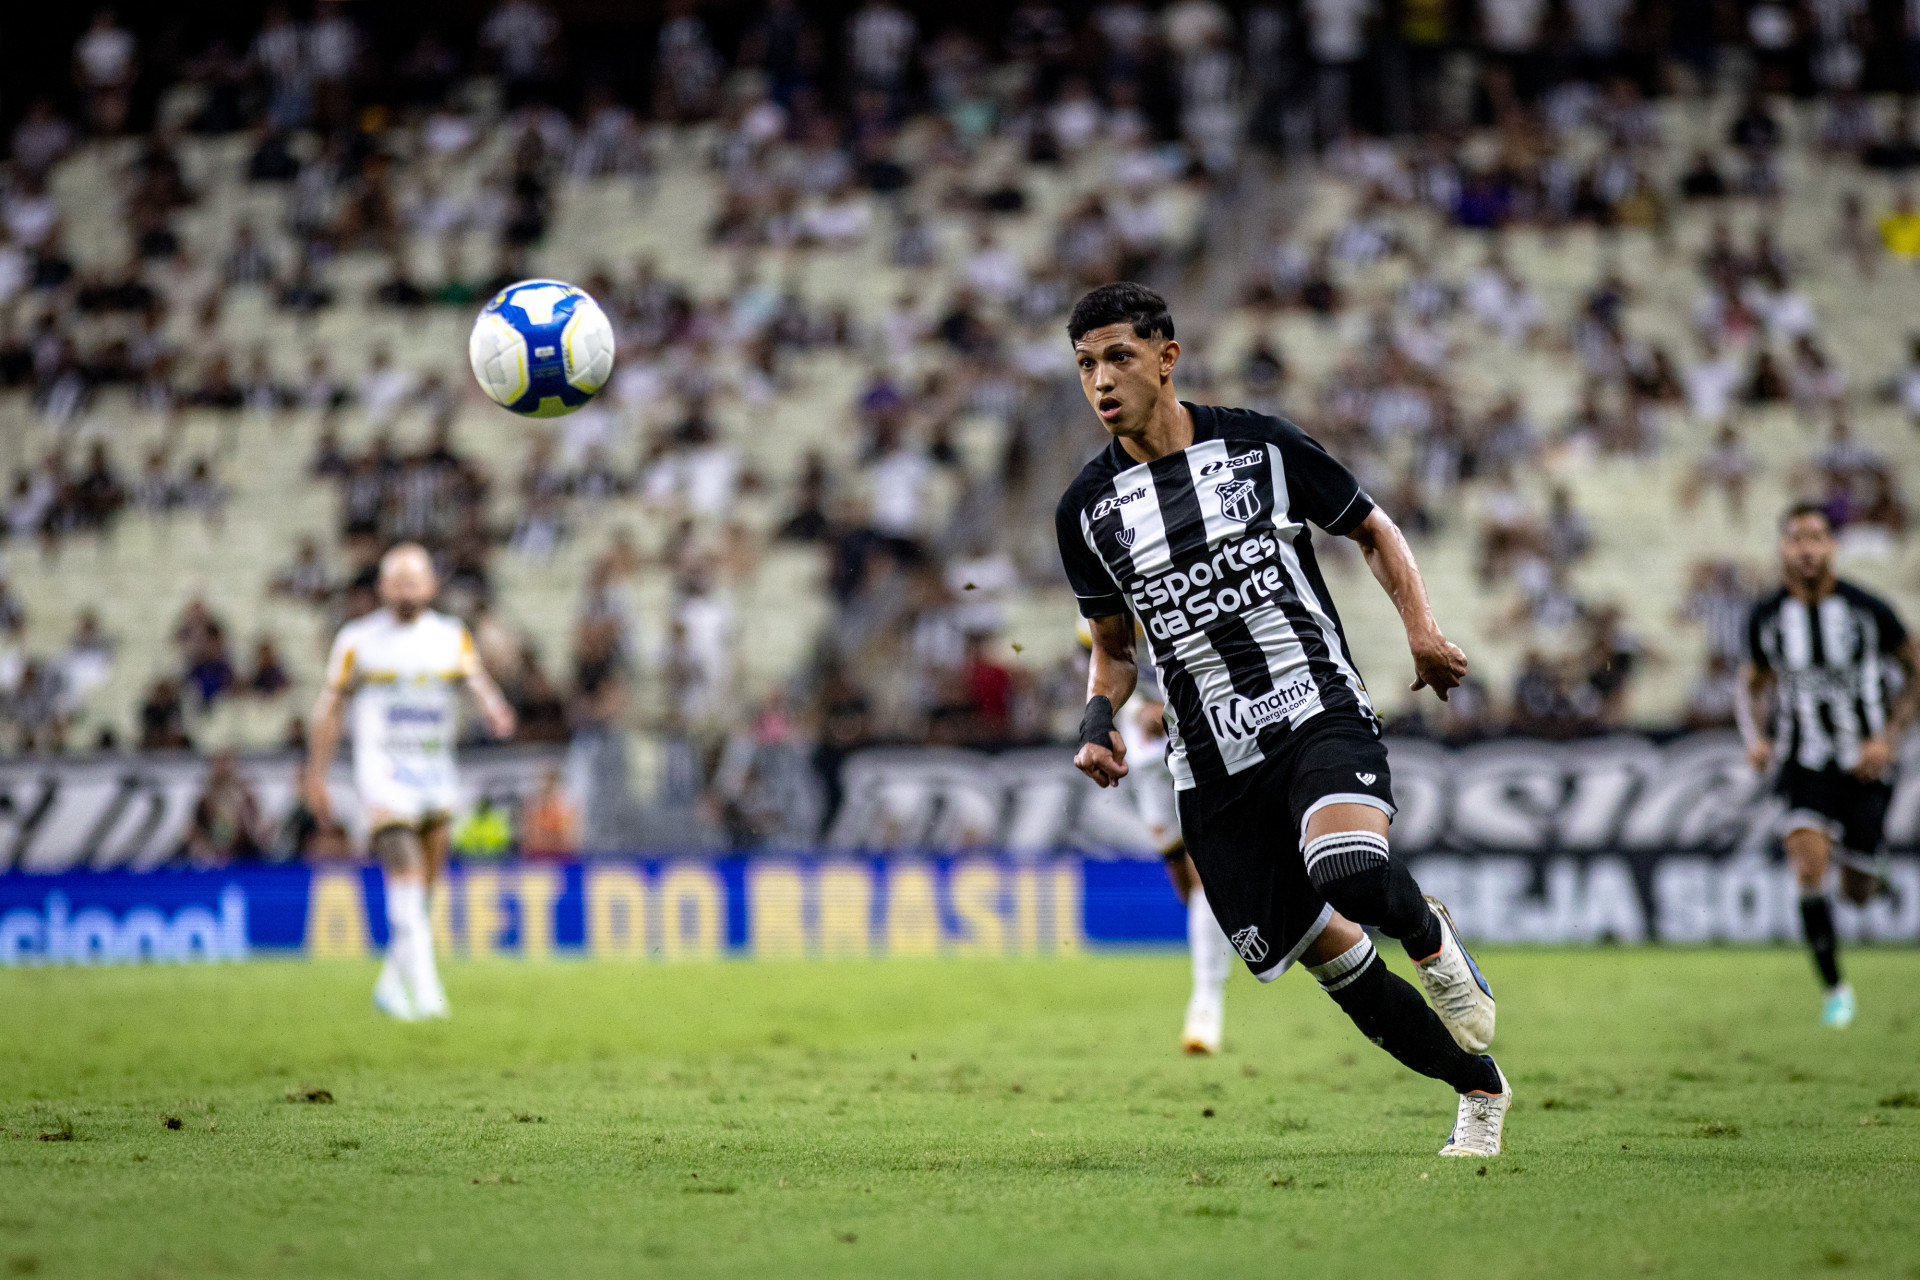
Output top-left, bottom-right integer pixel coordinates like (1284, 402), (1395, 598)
(3, 0), (1920, 855)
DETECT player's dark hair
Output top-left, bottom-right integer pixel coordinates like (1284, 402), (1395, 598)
(1067, 282), (1175, 344)
(1779, 501), (1833, 533)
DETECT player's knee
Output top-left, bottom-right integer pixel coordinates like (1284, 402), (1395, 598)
(372, 825), (424, 872)
(1305, 829), (1393, 920)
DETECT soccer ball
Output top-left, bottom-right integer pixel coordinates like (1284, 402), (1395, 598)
(468, 279), (616, 418)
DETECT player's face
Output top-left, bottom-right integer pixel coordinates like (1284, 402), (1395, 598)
(1073, 324), (1177, 438)
(379, 557), (439, 621)
(1779, 513), (1836, 586)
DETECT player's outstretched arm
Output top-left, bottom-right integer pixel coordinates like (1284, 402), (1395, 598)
(1074, 613), (1138, 787)
(306, 631), (362, 824)
(460, 642), (518, 741)
(1346, 507), (1467, 701)
(305, 685), (345, 825)
(1857, 636), (1920, 779)
(1889, 636), (1920, 735)
(1734, 661), (1775, 773)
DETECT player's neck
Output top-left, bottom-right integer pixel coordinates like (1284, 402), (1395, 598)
(1786, 572), (1835, 603)
(1116, 393), (1192, 465)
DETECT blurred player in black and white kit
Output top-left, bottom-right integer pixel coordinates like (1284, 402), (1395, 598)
(305, 544), (517, 1020)
(1055, 283), (1512, 1158)
(1738, 504), (1919, 1028)
(1091, 622), (1232, 1053)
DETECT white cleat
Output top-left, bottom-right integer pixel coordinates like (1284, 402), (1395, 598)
(1439, 1063), (1512, 1158)
(1181, 995), (1223, 1055)
(1413, 896), (1496, 1054)
(373, 963), (418, 1021)
(1822, 983), (1855, 1029)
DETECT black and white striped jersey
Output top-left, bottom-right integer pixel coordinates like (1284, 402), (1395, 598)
(1748, 581), (1909, 771)
(1055, 403), (1377, 791)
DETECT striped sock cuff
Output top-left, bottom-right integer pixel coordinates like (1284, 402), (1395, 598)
(1306, 934), (1377, 992)
(1303, 830), (1391, 883)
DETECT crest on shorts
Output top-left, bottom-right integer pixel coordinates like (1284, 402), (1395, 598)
(1117, 527), (1137, 550)
(1229, 925), (1269, 963)
(1215, 478), (1259, 523)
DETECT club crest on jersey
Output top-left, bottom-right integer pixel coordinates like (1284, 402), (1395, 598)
(1117, 527), (1137, 549)
(1229, 925), (1269, 963)
(1215, 478), (1259, 523)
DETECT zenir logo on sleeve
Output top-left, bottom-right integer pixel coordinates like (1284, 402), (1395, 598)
(1215, 478), (1259, 523)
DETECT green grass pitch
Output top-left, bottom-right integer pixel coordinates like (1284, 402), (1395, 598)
(3, 948), (1918, 1279)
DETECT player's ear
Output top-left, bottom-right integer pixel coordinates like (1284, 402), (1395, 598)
(1160, 338), (1180, 380)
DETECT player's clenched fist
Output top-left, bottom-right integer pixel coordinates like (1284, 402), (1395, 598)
(1075, 732), (1129, 787)
(1854, 736), (1892, 781)
(1075, 694), (1130, 787)
(1408, 632), (1468, 701)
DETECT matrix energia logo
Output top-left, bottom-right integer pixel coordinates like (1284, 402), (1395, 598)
(0, 888), (249, 965)
(1205, 677), (1317, 742)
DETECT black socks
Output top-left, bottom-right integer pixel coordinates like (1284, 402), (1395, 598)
(1311, 937), (1501, 1096)
(1312, 851), (1442, 962)
(1800, 894), (1842, 989)
(1389, 861), (1445, 960)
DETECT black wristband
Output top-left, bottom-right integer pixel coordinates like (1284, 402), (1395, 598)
(1078, 695), (1116, 749)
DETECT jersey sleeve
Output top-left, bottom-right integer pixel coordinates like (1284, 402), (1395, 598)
(1054, 492), (1126, 618)
(1267, 416), (1374, 536)
(1868, 594), (1910, 655)
(454, 622), (487, 679)
(322, 628), (358, 692)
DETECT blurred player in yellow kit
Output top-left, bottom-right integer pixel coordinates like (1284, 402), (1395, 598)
(1081, 619), (1232, 1052)
(304, 544), (516, 1019)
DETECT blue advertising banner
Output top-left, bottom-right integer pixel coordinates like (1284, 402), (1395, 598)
(4, 848), (1915, 967)
(0, 857), (1170, 964)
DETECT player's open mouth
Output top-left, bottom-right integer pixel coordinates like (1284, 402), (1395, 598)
(1098, 398), (1123, 421)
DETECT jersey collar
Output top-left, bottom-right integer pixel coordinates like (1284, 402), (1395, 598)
(1105, 401), (1217, 470)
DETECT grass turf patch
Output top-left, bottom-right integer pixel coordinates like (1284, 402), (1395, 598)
(1, 949), (1917, 1278)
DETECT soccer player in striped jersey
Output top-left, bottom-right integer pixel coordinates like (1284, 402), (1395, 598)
(1738, 504), (1919, 1028)
(1055, 283), (1509, 1158)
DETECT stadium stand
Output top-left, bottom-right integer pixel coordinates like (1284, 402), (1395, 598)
(1, 1), (1917, 849)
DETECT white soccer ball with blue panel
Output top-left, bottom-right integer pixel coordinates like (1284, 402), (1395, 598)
(468, 279), (616, 418)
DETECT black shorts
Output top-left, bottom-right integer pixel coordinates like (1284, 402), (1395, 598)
(1775, 762), (1892, 863)
(1176, 713), (1396, 982)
